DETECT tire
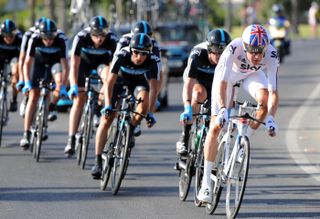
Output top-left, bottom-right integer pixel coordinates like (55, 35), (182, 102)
(178, 132), (194, 201)
(0, 89), (7, 147)
(194, 145), (203, 207)
(81, 103), (94, 169)
(206, 139), (225, 214)
(76, 132), (83, 166)
(225, 136), (250, 219)
(35, 100), (47, 162)
(100, 121), (117, 191)
(111, 122), (130, 195)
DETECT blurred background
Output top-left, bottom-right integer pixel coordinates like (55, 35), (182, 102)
(0, 0), (318, 39)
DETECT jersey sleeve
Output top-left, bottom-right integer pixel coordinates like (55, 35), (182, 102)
(70, 33), (83, 56)
(216, 43), (237, 82)
(266, 46), (280, 91)
(183, 48), (202, 79)
(110, 50), (125, 75)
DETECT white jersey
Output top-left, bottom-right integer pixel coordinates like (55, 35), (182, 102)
(216, 37), (279, 91)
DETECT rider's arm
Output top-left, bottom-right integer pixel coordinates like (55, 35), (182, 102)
(148, 79), (158, 113)
(104, 72), (117, 107)
(18, 52), (26, 82)
(218, 80), (228, 109)
(182, 77), (197, 107)
(23, 55), (33, 82)
(69, 55), (80, 86)
(61, 58), (69, 86)
(268, 90), (279, 116)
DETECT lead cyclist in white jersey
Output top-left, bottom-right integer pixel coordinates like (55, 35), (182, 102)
(198, 24), (280, 202)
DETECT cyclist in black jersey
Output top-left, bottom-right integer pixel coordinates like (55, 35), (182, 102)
(64, 16), (118, 156)
(91, 33), (159, 179)
(116, 20), (162, 137)
(17, 17), (47, 117)
(176, 29), (231, 156)
(0, 19), (22, 112)
(20, 18), (69, 150)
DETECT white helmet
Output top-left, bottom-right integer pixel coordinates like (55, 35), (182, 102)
(242, 24), (269, 53)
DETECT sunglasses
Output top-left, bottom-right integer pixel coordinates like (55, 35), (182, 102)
(243, 43), (265, 54)
(208, 44), (226, 55)
(132, 49), (149, 56)
(40, 32), (57, 40)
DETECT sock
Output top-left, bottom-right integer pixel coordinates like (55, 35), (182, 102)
(96, 154), (102, 166)
(202, 160), (214, 189)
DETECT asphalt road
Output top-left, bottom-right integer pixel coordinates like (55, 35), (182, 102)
(1, 39), (320, 219)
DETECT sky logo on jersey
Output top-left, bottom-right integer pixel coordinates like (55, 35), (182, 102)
(249, 25), (268, 47)
(81, 48), (111, 56)
(120, 66), (148, 75)
(240, 63), (262, 71)
(197, 66), (215, 74)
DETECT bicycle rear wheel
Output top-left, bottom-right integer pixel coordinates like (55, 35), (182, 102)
(178, 132), (194, 201)
(206, 139), (225, 214)
(0, 90), (7, 147)
(100, 121), (117, 191)
(35, 100), (47, 162)
(226, 136), (250, 219)
(81, 104), (94, 169)
(111, 122), (130, 195)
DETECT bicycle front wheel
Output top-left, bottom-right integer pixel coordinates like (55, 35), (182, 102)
(100, 121), (117, 191)
(225, 136), (250, 219)
(81, 104), (94, 169)
(35, 100), (47, 162)
(178, 132), (194, 201)
(111, 122), (130, 195)
(194, 143), (204, 207)
(0, 90), (7, 147)
(206, 139), (225, 214)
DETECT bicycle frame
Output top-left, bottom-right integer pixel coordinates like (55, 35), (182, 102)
(0, 60), (10, 146)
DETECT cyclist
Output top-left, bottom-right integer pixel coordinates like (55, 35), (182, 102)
(176, 29), (231, 156)
(197, 24), (279, 202)
(0, 19), (22, 112)
(17, 17), (47, 117)
(116, 20), (162, 136)
(20, 18), (69, 150)
(91, 33), (158, 179)
(64, 16), (118, 157)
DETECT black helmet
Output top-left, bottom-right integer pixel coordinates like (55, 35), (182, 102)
(206, 29), (231, 54)
(89, 16), (108, 36)
(34, 16), (46, 30)
(39, 18), (57, 39)
(130, 33), (153, 53)
(131, 20), (152, 37)
(0, 19), (17, 37)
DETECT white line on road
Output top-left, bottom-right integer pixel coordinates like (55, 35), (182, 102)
(286, 83), (320, 182)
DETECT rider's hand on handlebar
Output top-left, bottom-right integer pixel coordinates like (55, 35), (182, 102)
(215, 107), (227, 127)
(179, 105), (192, 123)
(265, 114), (278, 137)
(59, 85), (68, 98)
(146, 112), (157, 128)
(101, 105), (113, 117)
(22, 81), (32, 94)
(68, 84), (78, 99)
(16, 80), (25, 92)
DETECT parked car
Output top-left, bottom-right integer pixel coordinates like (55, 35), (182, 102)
(154, 21), (201, 77)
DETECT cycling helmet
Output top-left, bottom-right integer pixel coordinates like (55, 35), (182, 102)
(131, 20), (152, 37)
(34, 17), (46, 29)
(89, 16), (108, 36)
(242, 24), (269, 53)
(130, 33), (153, 53)
(272, 4), (284, 14)
(0, 19), (17, 37)
(39, 18), (57, 39)
(206, 29), (231, 54)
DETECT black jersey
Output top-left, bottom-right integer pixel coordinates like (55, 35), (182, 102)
(183, 42), (217, 83)
(110, 47), (159, 82)
(0, 31), (22, 61)
(26, 31), (67, 65)
(21, 27), (66, 54)
(116, 33), (161, 62)
(71, 28), (118, 66)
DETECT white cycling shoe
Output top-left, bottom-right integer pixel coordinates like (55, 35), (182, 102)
(197, 187), (212, 203)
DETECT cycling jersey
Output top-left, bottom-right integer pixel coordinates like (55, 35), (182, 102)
(26, 31), (68, 87)
(183, 42), (217, 99)
(211, 37), (279, 115)
(71, 27), (118, 87)
(0, 31), (22, 64)
(110, 46), (159, 99)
